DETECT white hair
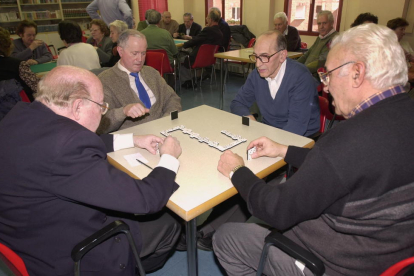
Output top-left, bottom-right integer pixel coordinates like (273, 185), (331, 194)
(317, 10), (334, 23)
(109, 20), (128, 34)
(274, 12), (288, 24)
(331, 23), (408, 90)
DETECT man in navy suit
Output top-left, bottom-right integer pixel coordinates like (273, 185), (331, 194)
(173, 13), (202, 40)
(0, 65), (182, 275)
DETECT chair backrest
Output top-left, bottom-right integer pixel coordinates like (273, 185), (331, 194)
(45, 44), (58, 59)
(192, 44), (219, 69)
(247, 38), (256, 48)
(380, 256), (414, 276)
(318, 96), (329, 133)
(301, 42), (308, 49)
(19, 90), (30, 103)
(146, 49), (174, 74)
(0, 243), (29, 276)
(145, 52), (165, 76)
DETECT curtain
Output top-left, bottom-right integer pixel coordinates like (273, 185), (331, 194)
(138, 0), (168, 21)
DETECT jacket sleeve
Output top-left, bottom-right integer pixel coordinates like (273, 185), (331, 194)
(11, 40), (32, 61)
(230, 71), (257, 116)
(86, 0), (100, 19)
(118, 0), (133, 28)
(34, 44), (53, 64)
(286, 27), (301, 52)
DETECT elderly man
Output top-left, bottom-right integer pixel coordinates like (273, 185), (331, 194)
(209, 7), (231, 51)
(86, 0), (133, 28)
(137, 9), (152, 31)
(141, 10), (178, 66)
(97, 29), (181, 134)
(173, 12), (202, 40)
(159, 11), (179, 36)
(297, 10), (338, 78)
(0, 65), (183, 275)
(231, 30), (319, 137)
(273, 12), (301, 51)
(214, 23), (414, 276)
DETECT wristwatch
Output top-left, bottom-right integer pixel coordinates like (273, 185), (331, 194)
(229, 165), (244, 179)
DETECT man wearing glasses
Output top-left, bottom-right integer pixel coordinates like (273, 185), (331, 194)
(0, 65), (183, 275)
(231, 30), (320, 137)
(213, 24), (414, 276)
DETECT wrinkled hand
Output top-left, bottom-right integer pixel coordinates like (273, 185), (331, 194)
(123, 103), (150, 118)
(183, 35), (192, 40)
(133, 135), (164, 155)
(29, 40), (43, 51)
(217, 150), (244, 178)
(159, 136), (182, 158)
(173, 32), (179, 38)
(246, 115), (256, 122)
(248, 137), (288, 159)
(26, 59), (38, 65)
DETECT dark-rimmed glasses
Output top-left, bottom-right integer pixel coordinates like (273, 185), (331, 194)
(84, 98), (109, 115)
(249, 49), (284, 63)
(318, 61), (356, 86)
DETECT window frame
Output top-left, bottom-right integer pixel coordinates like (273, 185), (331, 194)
(205, 0), (243, 25)
(283, 0), (343, 36)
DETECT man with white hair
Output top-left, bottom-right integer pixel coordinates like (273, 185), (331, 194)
(213, 23), (414, 276)
(297, 10), (338, 78)
(0, 65), (183, 275)
(97, 29), (181, 134)
(273, 12), (301, 51)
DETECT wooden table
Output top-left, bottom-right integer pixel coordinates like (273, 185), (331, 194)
(30, 61), (57, 78)
(214, 48), (303, 109)
(107, 105), (314, 276)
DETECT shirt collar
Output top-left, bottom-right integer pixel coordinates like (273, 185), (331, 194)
(283, 26), (288, 36)
(319, 28), (336, 39)
(348, 85), (405, 118)
(118, 61), (135, 76)
(265, 59), (287, 83)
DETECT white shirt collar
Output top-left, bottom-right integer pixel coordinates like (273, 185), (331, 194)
(265, 59), (287, 99)
(283, 26), (288, 36)
(319, 28), (336, 39)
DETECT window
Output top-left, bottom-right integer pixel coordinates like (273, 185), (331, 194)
(284, 0), (343, 35)
(205, 0), (243, 26)
(138, 0), (168, 21)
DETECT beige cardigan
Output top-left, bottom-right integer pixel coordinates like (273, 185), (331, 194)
(97, 65), (182, 134)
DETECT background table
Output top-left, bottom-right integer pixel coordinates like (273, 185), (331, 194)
(107, 105), (314, 275)
(30, 61), (57, 78)
(174, 39), (188, 48)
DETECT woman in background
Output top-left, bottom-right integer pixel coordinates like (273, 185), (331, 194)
(87, 19), (113, 66)
(102, 20), (128, 67)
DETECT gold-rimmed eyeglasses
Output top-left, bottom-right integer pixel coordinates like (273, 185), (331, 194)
(249, 49), (284, 63)
(318, 61), (356, 86)
(84, 98), (109, 115)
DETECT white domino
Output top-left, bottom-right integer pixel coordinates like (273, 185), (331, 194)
(247, 147), (256, 161)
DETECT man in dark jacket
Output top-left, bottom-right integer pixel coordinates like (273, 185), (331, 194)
(173, 12), (202, 40)
(273, 12), (301, 51)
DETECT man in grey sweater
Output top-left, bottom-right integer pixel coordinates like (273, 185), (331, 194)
(97, 29), (181, 134)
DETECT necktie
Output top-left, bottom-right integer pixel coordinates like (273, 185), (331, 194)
(130, 72), (151, 108)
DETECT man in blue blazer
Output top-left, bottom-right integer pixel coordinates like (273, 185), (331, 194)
(0, 65), (182, 275)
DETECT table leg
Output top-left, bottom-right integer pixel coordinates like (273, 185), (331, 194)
(186, 218), (198, 276)
(219, 58), (224, 110)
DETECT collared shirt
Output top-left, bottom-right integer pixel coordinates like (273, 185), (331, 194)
(186, 25), (191, 36)
(319, 28), (336, 39)
(265, 59), (287, 99)
(283, 27), (288, 36)
(117, 61), (157, 106)
(348, 85), (405, 118)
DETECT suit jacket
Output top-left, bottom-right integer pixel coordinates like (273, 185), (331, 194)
(137, 20), (148, 31)
(97, 65), (182, 134)
(286, 25), (301, 52)
(177, 22), (202, 38)
(218, 18), (231, 51)
(0, 101), (179, 275)
(87, 36), (113, 65)
(182, 25), (223, 64)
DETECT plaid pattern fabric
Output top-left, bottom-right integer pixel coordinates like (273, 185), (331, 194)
(348, 85), (405, 118)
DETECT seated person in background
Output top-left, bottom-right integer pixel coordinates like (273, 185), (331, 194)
(159, 11), (179, 36)
(209, 7), (231, 51)
(141, 10), (178, 67)
(0, 27), (39, 102)
(102, 20), (128, 67)
(173, 13), (202, 40)
(214, 23), (414, 276)
(387, 17), (414, 63)
(273, 12), (301, 51)
(57, 21), (101, 70)
(350, 12), (378, 27)
(231, 30), (320, 137)
(180, 9), (223, 88)
(11, 20), (52, 65)
(0, 65), (182, 275)
(137, 9), (152, 31)
(87, 19), (113, 66)
(297, 10), (338, 79)
(97, 29), (181, 134)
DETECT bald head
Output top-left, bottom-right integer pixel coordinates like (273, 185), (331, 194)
(163, 11), (172, 24)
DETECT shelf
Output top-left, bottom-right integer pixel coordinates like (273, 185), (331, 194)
(63, 16), (89, 19)
(28, 18), (61, 21)
(0, 5), (18, 7)
(20, 3), (59, 5)
(61, 2), (91, 4)
(0, 20), (21, 23)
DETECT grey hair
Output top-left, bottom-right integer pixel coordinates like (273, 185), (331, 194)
(109, 20), (128, 34)
(258, 30), (287, 52)
(317, 10), (334, 23)
(144, 9), (153, 20)
(118, 29), (146, 48)
(147, 9), (161, 24)
(209, 7), (222, 18)
(330, 23), (408, 90)
(274, 12), (288, 24)
(183, 12), (193, 19)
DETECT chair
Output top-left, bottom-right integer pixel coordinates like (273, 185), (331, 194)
(146, 49), (179, 91)
(0, 243), (29, 276)
(46, 44), (58, 59)
(380, 256), (414, 276)
(301, 42), (308, 49)
(19, 90), (30, 103)
(186, 44), (219, 90)
(145, 52), (165, 76)
(225, 37), (256, 81)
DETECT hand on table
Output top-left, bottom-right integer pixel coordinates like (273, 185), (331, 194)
(246, 115), (256, 121)
(29, 39), (43, 51)
(123, 103), (150, 118)
(173, 32), (179, 38)
(159, 136), (182, 158)
(248, 137), (288, 159)
(217, 150), (244, 178)
(26, 59), (38, 65)
(133, 135), (164, 155)
(183, 35), (192, 40)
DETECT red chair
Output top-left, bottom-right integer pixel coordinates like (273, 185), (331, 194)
(46, 44), (58, 59)
(81, 30), (88, 43)
(144, 52), (165, 76)
(301, 42), (308, 49)
(146, 49), (179, 91)
(0, 243), (29, 276)
(19, 90), (30, 103)
(186, 44), (219, 90)
(225, 38), (256, 80)
(380, 256), (414, 276)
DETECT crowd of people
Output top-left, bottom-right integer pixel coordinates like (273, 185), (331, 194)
(1, 1), (414, 275)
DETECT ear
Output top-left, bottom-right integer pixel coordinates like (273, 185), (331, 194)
(70, 99), (84, 121)
(351, 62), (365, 88)
(279, 50), (288, 63)
(117, 46), (123, 58)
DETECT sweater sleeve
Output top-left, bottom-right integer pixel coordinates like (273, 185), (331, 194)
(34, 44), (53, 64)
(86, 0), (100, 19)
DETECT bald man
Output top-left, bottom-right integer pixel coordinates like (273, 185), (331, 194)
(0, 65), (183, 275)
(159, 11), (179, 36)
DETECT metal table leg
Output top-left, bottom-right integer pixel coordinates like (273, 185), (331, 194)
(186, 218), (198, 276)
(219, 58), (224, 110)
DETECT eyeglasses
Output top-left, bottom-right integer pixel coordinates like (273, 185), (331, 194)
(318, 61), (356, 86)
(249, 49), (283, 63)
(84, 98), (109, 115)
